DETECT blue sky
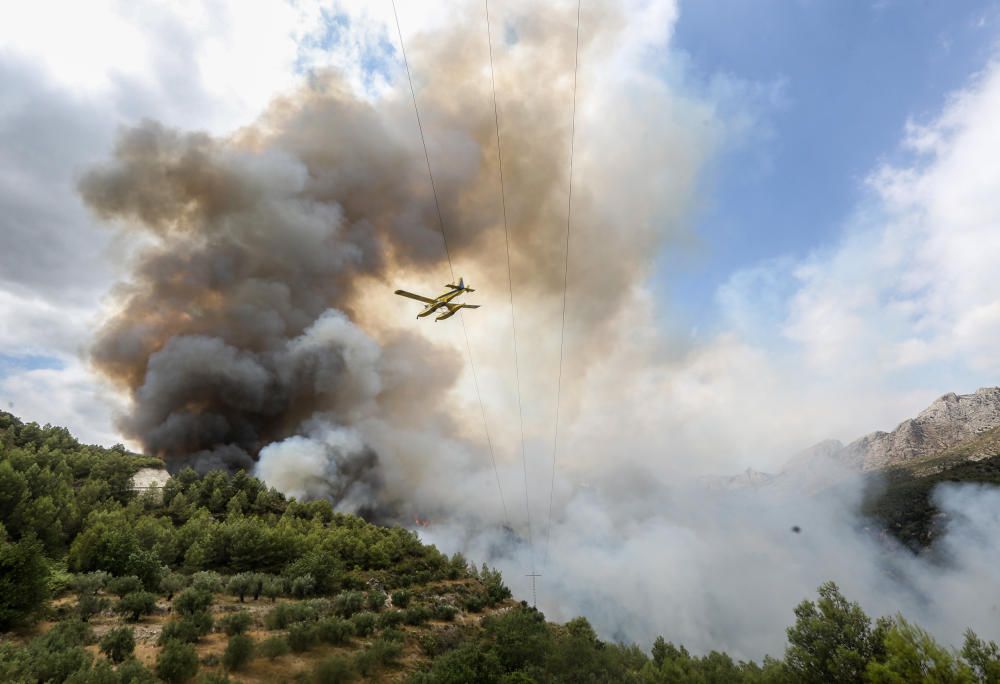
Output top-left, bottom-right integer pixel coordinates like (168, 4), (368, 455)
(661, 0), (1000, 329)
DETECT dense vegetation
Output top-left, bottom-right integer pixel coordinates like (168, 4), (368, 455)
(862, 454), (1000, 549)
(2, 410), (999, 683)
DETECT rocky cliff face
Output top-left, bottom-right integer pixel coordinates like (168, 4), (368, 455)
(796, 387), (1000, 472)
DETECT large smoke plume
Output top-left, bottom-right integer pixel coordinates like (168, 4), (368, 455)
(81, 0), (1000, 661)
(82, 0), (708, 514)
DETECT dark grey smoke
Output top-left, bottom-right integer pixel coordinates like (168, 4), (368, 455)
(78, 94), (454, 480)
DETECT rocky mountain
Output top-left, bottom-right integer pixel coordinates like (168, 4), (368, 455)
(712, 388), (1000, 492)
(794, 387), (1000, 473)
(698, 467), (778, 491)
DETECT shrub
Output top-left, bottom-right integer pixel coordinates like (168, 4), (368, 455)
(263, 576), (285, 602)
(159, 572), (188, 601)
(365, 590), (387, 612)
(107, 575), (144, 597)
(159, 611), (213, 645)
(381, 628), (406, 644)
(197, 673), (231, 684)
(65, 658), (118, 684)
(116, 591), (157, 622)
(265, 602), (318, 630)
(117, 658), (156, 684)
(480, 565), (511, 605)
(78, 592), (110, 621)
(316, 617), (355, 645)
(431, 603), (458, 622)
(354, 638), (403, 677)
(219, 610), (253, 636)
(190, 571), (223, 594)
(447, 553), (469, 580)
(155, 640), (199, 683)
(222, 634), (254, 672)
(377, 611), (404, 629)
(35, 618), (95, 648)
(351, 611), (377, 637)
(333, 591), (364, 618)
(403, 605), (431, 626)
(26, 621), (94, 683)
(390, 590), (411, 609)
(313, 655), (356, 684)
(99, 626), (135, 663)
(288, 622), (320, 652)
(174, 588), (213, 616)
(226, 573), (256, 602)
(259, 636), (290, 660)
(72, 571), (110, 596)
(291, 574), (317, 598)
(462, 593), (486, 613)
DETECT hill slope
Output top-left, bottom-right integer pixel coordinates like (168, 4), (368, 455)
(4, 410), (1000, 682)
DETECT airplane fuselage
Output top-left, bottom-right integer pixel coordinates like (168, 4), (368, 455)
(416, 288), (467, 317)
(394, 279), (480, 322)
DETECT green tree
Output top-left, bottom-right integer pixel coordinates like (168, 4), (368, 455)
(961, 630), (1000, 683)
(117, 658), (157, 684)
(391, 589), (411, 609)
(26, 619), (94, 683)
(116, 591), (157, 622)
(288, 622), (320, 652)
(316, 617), (354, 645)
(334, 591), (364, 617)
(227, 572), (255, 602)
(259, 636), (290, 660)
(108, 575), (144, 597)
(174, 587), (213, 615)
(99, 626), (135, 663)
(160, 571), (188, 601)
(0, 531), (50, 629)
(366, 590), (387, 612)
(866, 617), (974, 684)
(222, 634), (254, 672)
(219, 610), (253, 636)
(160, 611), (213, 644)
(784, 582), (889, 684)
(489, 607), (551, 673)
(156, 640), (199, 683)
(65, 657), (118, 684)
(313, 655), (357, 684)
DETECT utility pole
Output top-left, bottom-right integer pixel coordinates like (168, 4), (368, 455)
(526, 573), (542, 608)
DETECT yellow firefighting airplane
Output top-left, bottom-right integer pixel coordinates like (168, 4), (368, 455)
(394, 278), (481, 321)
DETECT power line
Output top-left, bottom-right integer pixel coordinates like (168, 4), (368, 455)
(391, 0), (509, 528)
(544, 0), (582, 567)
(485, 0), (535, 573)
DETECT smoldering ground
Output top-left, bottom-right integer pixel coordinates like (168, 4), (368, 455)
(80, 0), (1000, 661)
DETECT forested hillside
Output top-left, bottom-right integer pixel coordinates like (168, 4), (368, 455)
(2, 411), (999, 683)
(862, 454), (1000, 550)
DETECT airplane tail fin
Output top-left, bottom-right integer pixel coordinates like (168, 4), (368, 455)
(446, 277), (473, 292)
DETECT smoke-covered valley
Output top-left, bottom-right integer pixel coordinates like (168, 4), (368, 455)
(72, 0), (1000, 661)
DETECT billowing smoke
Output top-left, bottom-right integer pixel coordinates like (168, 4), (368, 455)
(81, 0), (709, 508)
(81, 0), (1000, 661)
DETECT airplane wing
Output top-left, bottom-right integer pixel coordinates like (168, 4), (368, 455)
(395, 290), (436, 304)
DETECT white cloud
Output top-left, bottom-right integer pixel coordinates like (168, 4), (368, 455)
(688, 60), (1000, 466)
(0, 358), (123, 446)
(0, 0), (350, 437)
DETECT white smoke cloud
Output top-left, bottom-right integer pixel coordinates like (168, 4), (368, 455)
(411, 47), (1000, 659)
